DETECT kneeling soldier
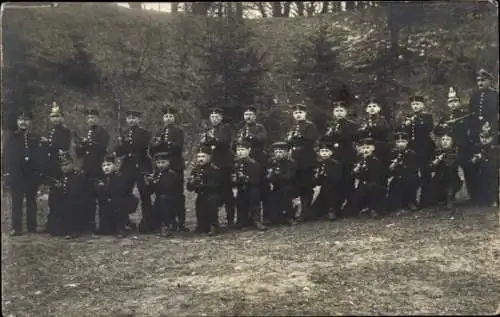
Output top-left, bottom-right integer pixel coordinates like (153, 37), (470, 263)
(266, 142), (297, 226)
(346, 137), (385, 218)
(186, 145), (222, 236)
(386, 131), (419, 215)
(470, 131), (498, 207)
(94, 155), (137, 237)
(430, 133), (462, 210)
(232, 140), (266, 231)
(47, 151), (87, 239)
(146, 152), (183, 237)
(311, 140), (343, 221)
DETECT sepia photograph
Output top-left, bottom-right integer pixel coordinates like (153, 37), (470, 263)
(1, 1), (499, 316)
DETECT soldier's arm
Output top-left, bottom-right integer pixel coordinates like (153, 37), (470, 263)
(170, 128), (184, 155)
(60, 128), (72, 151)
(89, 128), (109, 155)
(215, 124), (232, 146)
(423, 113), (434, 131)
(249, 161), (262, 185)
(304, 123), (319, 143)
(329, 162), (343, 183)
(254, 124), (267, 144)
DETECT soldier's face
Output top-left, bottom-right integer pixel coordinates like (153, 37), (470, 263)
(236, 147), (250, 159)
(209, 114), (222, 126)
(333, 107), (347, 119)
(17, 118), (30, 130)
(440, 136), (453, 148)
(243, 111), (256, 123)
(274, 149), (287, 159)
(155, 159), (170, 170)
(480, 135), (492, 145)
(410, 101), (424, 112)
(126, 115), (139, 126)
(358, 144), (374, 157)
(365, 103), (381, 115)
(293, 110), (306, 121)
(395, 139), (408, 149)
(87, 115), (99, 126)
(477, 78), (490, 89)
(318, 148), (332, 160)
(49, 114), (63, 125)
(102, 162), (115, 174)
(447, 100), (461, 110)
(196, 153), (210, 165)
(163, 114), (175, 125)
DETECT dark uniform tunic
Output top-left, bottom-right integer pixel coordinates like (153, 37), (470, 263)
(468, 87), (499, 143)
(470, 141), (499, 206)
(286, 120), (319, 217)
(146, 168), (183, 229)
(232, 157), (262, 228)
(200, 123), (235, 224)
(150, 124), (186, 229)
(386, 148), (419, 213)
(41, 124), (71, 180)
(74, 124), (109, 232)
(186, 163), (222, 234)
(430, 148), (462, 205)
(115, 126), (154, 232)
(322, 118), (358, 206)
(357, 115), (391, 163)
(4, 130), (44, 233)
(94, 172), (138, 235)
(311, 157), (343, 219)
(47, 169), (87, 236)
(266, 157), (297, 225)
(402, 112), (435, 206)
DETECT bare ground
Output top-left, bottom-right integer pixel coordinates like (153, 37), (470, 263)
(2, 191), (500, 316)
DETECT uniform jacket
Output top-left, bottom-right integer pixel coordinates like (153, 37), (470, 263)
(146, 168), (182, 196)
(266, 157), (296, 190)
(434, 108), (472, 151)
(287, 120), (319, 169)
(468, 88), (499, 139)
(75, 125), (109, 176)
(234, 122), (267, 166)
(201, 123), (233, 168)
(314, 158), (342, 186)
(388, 148), (419, 179)
(41, 124), (71, 177)
(323, 118), (358, 162)
(232, 157), (262, 188)
(186, 163), (221, 196)
(94, 172), (137, 213)
(353, 155), (384, 188)
(402, 112), (435, 160)
(115, 126), (152, 173)
(150, 125), (185, 171)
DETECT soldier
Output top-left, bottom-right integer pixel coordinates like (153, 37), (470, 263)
(114, 109), (154, 233)
(266, 141), (297, 226)
(401, 95), (435, 208)
(74, 108), (110, 233)
(345, 137), (385, 218)
(232, 140), (266, 231)
(429, 133), (462, 210)
(234, 106), (271, 225)
(286, 103), (319, 222)
(145, 152), (183, 237)
(434, 87), (474, 202)
(186, 145), (222, 236)
(46, 151), (87, 239)
(150, 106), (187, 232)
(199, 107), (234, 228)
(94, 155), (138, 237)
(4, 110), (44, 236)
(311, 140), (343, 221)
(40, 102), (71, 182)
(386, 131), (419, 215)
(322, 101), (358, 214)
(470, 131), (499, 207)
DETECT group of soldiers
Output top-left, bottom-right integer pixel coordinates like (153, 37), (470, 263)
(3, 68), (498, 238)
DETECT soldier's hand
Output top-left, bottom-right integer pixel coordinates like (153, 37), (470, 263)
(404, 120), (411, 126)
(40, 137), (49, 143)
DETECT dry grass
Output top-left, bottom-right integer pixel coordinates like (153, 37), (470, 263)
(2, 191), (500, 316)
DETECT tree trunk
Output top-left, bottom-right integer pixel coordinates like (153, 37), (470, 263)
(321, 1), (329, 14)
(345, 1), (355, 11)
(331, 1), (341, 12)
(217, 2), (224, 17)
(128, 2), (141, 9)
(235, 2), (243, 20)
(272, 2), (282, 17)
(226, 2), (234, 20)
(306, 2), (315, 16)
(296, 1), (305, 16)
(171, 2), (178, 13)
(192, 2), (212, 15)
(283, 1), (291, 17)
(257, 2), (267, 18)
(387, 3), (400, 59)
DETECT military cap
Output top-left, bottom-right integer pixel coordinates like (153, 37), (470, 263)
(209, 107), (224, 116)
(49, 101), (63, 116)
(365, 97), (382, 106)
(447, 87), (460, 102)
(17, 109), (33, 120)
(234, 139), (251, 149)
(409, 95), (425, 103)
(332, 100), (347, 108)
(318, 140), (334, 150)
(292, 103), (307, 112)
(479, 130), (493, 138)
(126, 109), (142, 117)
(58, 150), (73, 166)
(84, 108), (99, 116)
(434, 124), (453, 137)
(103, 154), (117, 163)
(477, 69), (493, 81)
(359, 137), (375, 146)
(162, 106), (178, 115)
(154, 151), (173, 161)
(271, 141), (290, 150)
(244, 106), (257, 114)
(197, 144), (214, 155)
(393, 131), (409, 141)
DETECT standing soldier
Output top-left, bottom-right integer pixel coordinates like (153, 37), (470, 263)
(286, 103), (319, 222)
(4, 110), (44, 236)
(234, 106), (270, 225)
(434, 87), (473, 202)
(74, 108), (109, 233)
(199, 107), (234, 228)
(150, 106), (187, 232)
(114, 109), (154, 233)
(322, 101), (358, 214)
(470, 130), (499, 207)
(401, 95), (435, 208)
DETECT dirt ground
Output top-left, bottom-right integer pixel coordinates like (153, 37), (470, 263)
(2, 191), (500, 316)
